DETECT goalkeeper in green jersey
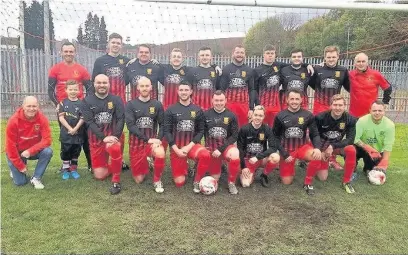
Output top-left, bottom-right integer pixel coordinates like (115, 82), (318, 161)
(354, 100), (395, 178)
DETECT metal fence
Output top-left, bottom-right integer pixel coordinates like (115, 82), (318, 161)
(1, 48), (408, 122)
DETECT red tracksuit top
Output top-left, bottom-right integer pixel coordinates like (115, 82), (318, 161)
(5, 108), (52, 171)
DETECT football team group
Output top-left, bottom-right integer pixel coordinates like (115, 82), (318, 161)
(5, 32), (396, 196)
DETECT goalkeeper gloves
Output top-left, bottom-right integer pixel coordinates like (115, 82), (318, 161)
(362, 144), (381, 161)
(373, 158), (388, 172)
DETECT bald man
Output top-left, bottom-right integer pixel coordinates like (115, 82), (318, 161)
(5, 96), (53, 189)
(349, 53), (392, 118)
(125, 77), (166, 193)
(82, 74), (125, 195)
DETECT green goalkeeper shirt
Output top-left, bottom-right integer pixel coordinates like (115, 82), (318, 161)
(354, 114), (395, 152)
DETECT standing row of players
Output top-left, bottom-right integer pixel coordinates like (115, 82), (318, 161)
(5, 32), (395, 195)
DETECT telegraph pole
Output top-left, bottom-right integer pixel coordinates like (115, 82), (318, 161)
(19, 0), (28, 93)
(44, 0), (51, 80)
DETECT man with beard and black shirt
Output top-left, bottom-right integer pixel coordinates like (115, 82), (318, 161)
(237, 105), (280, 188)
(280, 49), (312, 110)
(92, 32), (130, 171)
(187, 47), (220, 111)
(272, 89), (322, 195)
(82, 74), (125, 195)
(125, 77), (166, 193)
(164, 80), (211, 193)
(219, 45), (256, 127)
(204, 90), (240, 194)
(254, 44), (314, 126)
(304, 94), (357, 194)
(309, 46), (351, 170)
(126, 44), (162, 101)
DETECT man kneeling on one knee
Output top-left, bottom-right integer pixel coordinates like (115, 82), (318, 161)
(5, 96), (53, 189)
(237, 105), (280, 188)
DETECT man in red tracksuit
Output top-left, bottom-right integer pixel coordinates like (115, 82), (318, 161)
(5, 96), (53, 189)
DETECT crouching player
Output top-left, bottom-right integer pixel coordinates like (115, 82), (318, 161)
(58, 80), (85, 180)
(272, 89), (322, 195)
(237, 105), (280, 188)
(304, 94), (358, 193)
(164, 80), (211, 193)
(125, 77), (166, 193)
(354, 100), (395, 180)
(204, 90), (240, 194)
(82, 74), (125, 195)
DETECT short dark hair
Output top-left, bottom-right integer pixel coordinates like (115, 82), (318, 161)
(138, 44), (151, 53)
(232, 45), (245, 52)
(108, 33), (123, 41)
(372, 100), (385, 107)
(213, 90), (225, 96)
(263, 44), (276, 53)
(290, 49), (303, 56)
(65, 80), (78, 88)
(199, 46), (212, 52)
(179, 79), (192, 88)
(61, 41), (75, 50)
(286, 88), (304, 97)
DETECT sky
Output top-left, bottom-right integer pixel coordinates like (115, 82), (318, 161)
(0, 0), (399, 45)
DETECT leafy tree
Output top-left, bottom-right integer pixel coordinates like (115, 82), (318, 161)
(77, 25), (84, 45)
(81, 12), (108, 50)
(23, 0), (55, 51)
(244, 14), (301, 56)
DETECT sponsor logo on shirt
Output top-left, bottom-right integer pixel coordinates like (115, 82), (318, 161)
(147, 68), (152, 75)
(209, 127), (227, 139)
(298, 117), (304, 124)
(149, 107), (155, 114)
(223, 117), (229, 124)
(108, 102), (113, 109)
(339, 122), (345, 129)
(191, 111), (196, 118)
(335, 71), (341, 78)
(259, 133), (265, 141)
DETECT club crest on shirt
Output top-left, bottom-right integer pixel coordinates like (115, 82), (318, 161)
(242, 71), (246, 78)
(108, 102), (113, 109)
(339, 122), (345, 129)
(211, 71), (216, 78)
(34, 124), (40, 131)
(147, 68), (152, 75)
(273, 66), (279, 72)
(191, 111), (196, 118)
(223, 117), (229, 124)
(119, 59), (124, 65)
(149, 107), (155, 114)
(300, 73), (306, 79)
(259, 133), (265, 141)
(180, 69), (185, 76)
(367, 76), (373, 81)
(73, 70), (80, 78)
(335, 71), (341, 78)
(298, 117), (304, 124)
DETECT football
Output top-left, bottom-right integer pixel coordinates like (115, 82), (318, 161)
(368, 169), (386, 185)
(199, 176), (218, 195)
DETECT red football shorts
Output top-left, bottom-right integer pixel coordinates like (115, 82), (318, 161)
(90, 142), (123, 169)
(279, 143), (313, 177)
(170, 144), (205, 178)
(208, 145), (236, 176)
(263, 106), (280, 126)
(129, 143), (153, 176)
(313, 101), (330, 115)
(227, 102), (249, 127)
